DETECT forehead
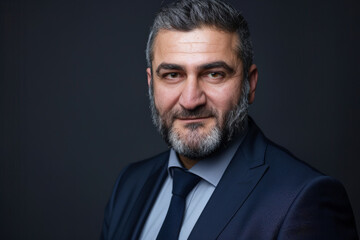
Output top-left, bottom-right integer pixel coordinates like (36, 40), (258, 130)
(152, 27), (240, 66)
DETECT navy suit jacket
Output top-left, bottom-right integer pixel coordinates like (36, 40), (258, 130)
(101, 119), (358, 239)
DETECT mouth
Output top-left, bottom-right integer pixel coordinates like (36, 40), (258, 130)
(176, 116), (212, 123)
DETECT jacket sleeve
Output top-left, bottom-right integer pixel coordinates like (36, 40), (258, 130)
(277, 176), (358, 240)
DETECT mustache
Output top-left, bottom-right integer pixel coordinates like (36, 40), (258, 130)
(170, 106), (217, 119)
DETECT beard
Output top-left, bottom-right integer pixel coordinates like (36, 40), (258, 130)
(149, 79), (249, 160)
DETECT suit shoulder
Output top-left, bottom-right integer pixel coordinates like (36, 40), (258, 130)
(243, 119), (324, 180)
(113, 150), (169, 188)
(107, 151), (169, 207)
(126, 150), (170, 174)
(264, 139), (324, 180)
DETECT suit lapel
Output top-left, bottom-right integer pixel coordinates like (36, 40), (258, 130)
(112, 152), (169, 240)
(188, 120), (269, 239)
(130, 162), (168, 240)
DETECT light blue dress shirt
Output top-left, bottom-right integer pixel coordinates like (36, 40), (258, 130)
(140, 127), (247, 240)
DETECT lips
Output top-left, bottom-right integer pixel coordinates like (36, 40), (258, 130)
(177, 116), (211, 120)
(170, 107), (217, 123)
(176, 116), (213, 123)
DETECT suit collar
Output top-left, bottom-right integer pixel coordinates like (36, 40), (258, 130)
(188, 118), (269, 239)
(130, 161), (168, 240)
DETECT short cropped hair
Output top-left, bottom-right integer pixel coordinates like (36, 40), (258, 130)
(145, 0), (254, 80)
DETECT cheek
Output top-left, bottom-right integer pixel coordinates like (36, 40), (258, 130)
(205, 82), (242, 114)
(153, 84), (180, 113)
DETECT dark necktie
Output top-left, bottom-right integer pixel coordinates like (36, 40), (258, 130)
(156, 167), (201, 240)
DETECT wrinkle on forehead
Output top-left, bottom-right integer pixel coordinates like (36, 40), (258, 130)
(162, 41), (235, 55)
(157, 28), (237, 45)
(173, 42), (221, 53)
(153, 27), (240, 66)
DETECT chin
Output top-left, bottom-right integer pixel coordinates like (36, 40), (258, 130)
(168, 124), (223, 160)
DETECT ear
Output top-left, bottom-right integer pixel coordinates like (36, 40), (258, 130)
(146, 68), (152, 87)
(247, 64), (258, 104)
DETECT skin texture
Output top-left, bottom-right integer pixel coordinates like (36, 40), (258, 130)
(147, 27), (258, 169)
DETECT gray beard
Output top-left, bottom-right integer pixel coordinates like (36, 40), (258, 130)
(149, 79), (249, 160)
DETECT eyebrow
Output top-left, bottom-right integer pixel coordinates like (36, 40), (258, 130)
(155, 61), (235, 76)
(198, 61), (235, 74)
(156, 63), (184, 76)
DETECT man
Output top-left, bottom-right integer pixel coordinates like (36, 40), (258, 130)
(101, 0), (358, 239)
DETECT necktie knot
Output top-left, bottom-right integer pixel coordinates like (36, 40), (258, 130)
(172, 167), (201, 198)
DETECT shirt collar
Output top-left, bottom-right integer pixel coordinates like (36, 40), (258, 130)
(168, 120), (248, 187)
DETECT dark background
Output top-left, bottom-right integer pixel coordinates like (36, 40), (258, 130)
(1, 0), (359, 239)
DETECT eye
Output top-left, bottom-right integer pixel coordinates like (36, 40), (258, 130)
(163, 72), (181, 80)
(207, 72), (225, 79)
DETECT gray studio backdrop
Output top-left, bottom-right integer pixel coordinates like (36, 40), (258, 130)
(1, 0), (359, 239)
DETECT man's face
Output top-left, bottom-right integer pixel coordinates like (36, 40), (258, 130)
(147, 27), (257, 161)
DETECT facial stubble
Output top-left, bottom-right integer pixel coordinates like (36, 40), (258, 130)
(149, 78), (249, 160)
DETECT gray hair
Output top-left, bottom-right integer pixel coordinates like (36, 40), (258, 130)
(145, 0), (254, 80)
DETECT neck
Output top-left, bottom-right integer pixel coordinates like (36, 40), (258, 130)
(178, 155), (199, 169)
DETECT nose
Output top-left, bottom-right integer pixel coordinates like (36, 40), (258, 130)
(178, 76), (206, 110)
